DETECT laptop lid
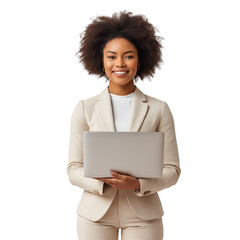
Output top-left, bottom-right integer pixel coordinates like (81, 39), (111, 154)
(83, 131), (164, 178)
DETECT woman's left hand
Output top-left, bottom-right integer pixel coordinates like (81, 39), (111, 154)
(95, 171), (140, 190)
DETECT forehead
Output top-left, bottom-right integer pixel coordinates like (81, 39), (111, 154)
(103, 38), (137, 53)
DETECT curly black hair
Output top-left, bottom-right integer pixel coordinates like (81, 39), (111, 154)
(76, 11), (163, 82)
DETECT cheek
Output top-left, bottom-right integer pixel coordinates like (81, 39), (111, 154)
(103, 61), (113, 71)
(129, 61), (138, 72)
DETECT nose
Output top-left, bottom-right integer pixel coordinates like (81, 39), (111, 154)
(116, 57), (126, 67)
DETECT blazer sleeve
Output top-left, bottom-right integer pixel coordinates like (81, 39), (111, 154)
(67, 100), (111, 195)
(134, 101), (181, 197)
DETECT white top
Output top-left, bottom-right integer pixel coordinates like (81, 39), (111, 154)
(110, 92), (134, 132)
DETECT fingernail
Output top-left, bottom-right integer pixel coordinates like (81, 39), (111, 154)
(111, 171), (114, 176)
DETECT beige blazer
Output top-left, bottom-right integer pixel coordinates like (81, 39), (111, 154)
(67, 86), (181, 221)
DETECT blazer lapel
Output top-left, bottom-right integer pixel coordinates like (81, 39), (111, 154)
(94, 87), (116, 131)
(94, 86), (149, 132)
(128, 86), (149, 132)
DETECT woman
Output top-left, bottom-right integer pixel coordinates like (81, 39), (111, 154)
(67, 11), (181, 240)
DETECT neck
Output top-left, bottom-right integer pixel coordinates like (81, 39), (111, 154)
(108, 81), (135, 96)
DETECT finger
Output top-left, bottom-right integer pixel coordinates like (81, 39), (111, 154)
(96, 178), (105, 182)
(94, 178), (105, 181)
(110, 171), (127, 181)
(103, 178), (124, 186)
(94, 177), (112, 180)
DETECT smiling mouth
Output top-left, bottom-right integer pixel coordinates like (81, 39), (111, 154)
(113, 71), (129, 77)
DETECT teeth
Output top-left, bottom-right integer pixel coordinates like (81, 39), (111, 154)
(115, 71), (127, 74)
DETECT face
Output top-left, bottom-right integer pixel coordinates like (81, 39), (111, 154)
(102, 38), (139, 87)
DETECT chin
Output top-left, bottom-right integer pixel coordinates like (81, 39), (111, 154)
(111, 76), (134, 84)
(113, 80), (133, 86)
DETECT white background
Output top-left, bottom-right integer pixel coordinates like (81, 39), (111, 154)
(0, 0), (239, 239)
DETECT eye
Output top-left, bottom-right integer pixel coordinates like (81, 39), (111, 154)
(107, 56), (116, 59)
(125, 55), (134, 59)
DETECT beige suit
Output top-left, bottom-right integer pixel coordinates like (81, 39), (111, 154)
(67, 86), (181, 222)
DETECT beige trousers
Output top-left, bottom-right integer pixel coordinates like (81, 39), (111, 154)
(77, 189), (163, 240)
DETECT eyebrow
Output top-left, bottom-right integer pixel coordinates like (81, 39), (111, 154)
(105, 50), (136, 54)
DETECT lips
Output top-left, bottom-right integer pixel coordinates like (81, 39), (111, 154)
(113, 71), (129, 77)
(112, 70), (129, 77)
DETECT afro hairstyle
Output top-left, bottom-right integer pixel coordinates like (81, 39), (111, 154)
(76, 11), (163, 82)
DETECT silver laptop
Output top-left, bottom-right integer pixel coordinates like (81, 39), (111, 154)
(83, 131), (164, 178)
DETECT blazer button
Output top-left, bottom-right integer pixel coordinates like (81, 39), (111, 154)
(144, 191), (151, 195)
